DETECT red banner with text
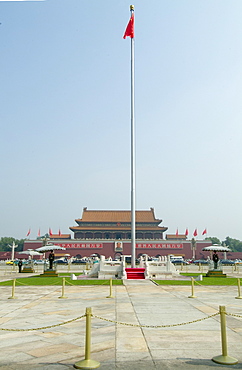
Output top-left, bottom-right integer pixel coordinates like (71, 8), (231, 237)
(53, 242), (183, 250)
(54, 243), (103, 249)
(136, 243), (183, 249)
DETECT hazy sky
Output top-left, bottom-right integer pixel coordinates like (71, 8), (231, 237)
(1, 0), (242, 242)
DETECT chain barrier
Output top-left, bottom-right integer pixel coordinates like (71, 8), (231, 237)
(226, 312), (242, 319)
(0, 314), (86, 332)
(0, 309), (224, 332)
(100, 280), (111, 286)
(65, 279), (76, 286)
(92, 312), (220, 328)
(1, 309), (241, 333)
(15, 279), (32, 286)
(14, 279), (62, 286)
(194, 280), (238, 290)
(66, 278), (114, 286)
(1, 277), (114, 288)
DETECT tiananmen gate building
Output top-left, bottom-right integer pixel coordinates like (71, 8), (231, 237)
(23, 207), (215, 260)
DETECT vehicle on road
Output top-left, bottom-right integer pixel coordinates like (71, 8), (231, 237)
(72, 259), (87, 264)
(54, 259), (68, 264)
(220, 259), (235, 265)
(5, 260), (18, 265)
(192, 259), (209, 265)
(170, 259), (189, 265)
(235, 260), (242, 265)
(33, 260), (45, 265)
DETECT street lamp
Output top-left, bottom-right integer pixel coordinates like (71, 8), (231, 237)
(8, 241), (18, 261)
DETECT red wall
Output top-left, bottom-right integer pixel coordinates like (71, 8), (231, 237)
(1, 239), (240, 260)
(22, 239), (224, 260)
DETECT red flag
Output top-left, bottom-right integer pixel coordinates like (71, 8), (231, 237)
(26, 228), (31, 237)
(58, 228), (62, 236)
(185, 228), (189, 236)
(202, 228), (207, 235)
(193, 229), (198, 237)
(176, 228), (179, 236)
(38, 228), (40, 237)
(123, 13), (134, 39)
(49, 228), (53, 236)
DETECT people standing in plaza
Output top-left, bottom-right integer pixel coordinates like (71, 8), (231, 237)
(212, 251), (219, 269)
(18, 259), (23, 273)
(48, 250), (55, 270)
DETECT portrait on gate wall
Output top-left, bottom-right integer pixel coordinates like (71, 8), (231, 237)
(115, 241), (123, 251)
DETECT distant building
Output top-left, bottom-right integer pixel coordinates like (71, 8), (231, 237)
(69, 207), (167, 240)
(166, 234), (187, 240)
(22, 207), (216, 260)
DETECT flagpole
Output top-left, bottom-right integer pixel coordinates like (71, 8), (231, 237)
(129, 5), (136, 269)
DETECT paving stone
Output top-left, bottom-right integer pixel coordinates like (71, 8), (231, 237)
(0, 278), (241, 369)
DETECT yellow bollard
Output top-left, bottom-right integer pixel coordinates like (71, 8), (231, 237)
(212, 306), (238, 365)
(74, 307), (100, 369)
(181, 262), (183, 271)
(235, 278), (242, 299)
(58, 277), (67, 299)
(106, 278), (114, 299)
(8, 279), (17, 299)
(188, 277), (196, 298)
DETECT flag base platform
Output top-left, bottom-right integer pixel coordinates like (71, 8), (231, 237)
(22, 267), (35, 273)
(206, 270), (227, 278)
(41, 269), (58, 277)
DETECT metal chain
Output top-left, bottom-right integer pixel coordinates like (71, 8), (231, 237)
(65, 279), (110, 286)
(15, 279), (61, 286)
(194, 280), (238, 289)
(226, 312), (242, 319)
(15, 280), (32, 286)
(65, 279), (76, 286)
(0, 310), (222, 332)
(0, 314), (86, 332)
(92, 312), (219, 328)
(2, 311), (240, 333)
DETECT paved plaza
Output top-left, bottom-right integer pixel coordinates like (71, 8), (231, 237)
(0, 272), (242, 369)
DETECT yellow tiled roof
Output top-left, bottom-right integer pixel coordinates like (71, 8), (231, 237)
(50, 234), (71, 239)
(166, 234), (187, 240)
(75, 208), (161, 223)
(70, 225), (167, 231)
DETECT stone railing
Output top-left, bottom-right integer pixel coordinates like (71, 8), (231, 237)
(97, 256), (125, 279)
(143, 256), (179, 279)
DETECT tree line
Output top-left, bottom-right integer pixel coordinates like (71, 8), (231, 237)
(205, 236), (242, 252)
(0, 237), (25, 252)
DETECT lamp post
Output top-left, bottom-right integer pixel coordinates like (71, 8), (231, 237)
(8, 242), (18, 261)
(191, 238), (196, 260)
